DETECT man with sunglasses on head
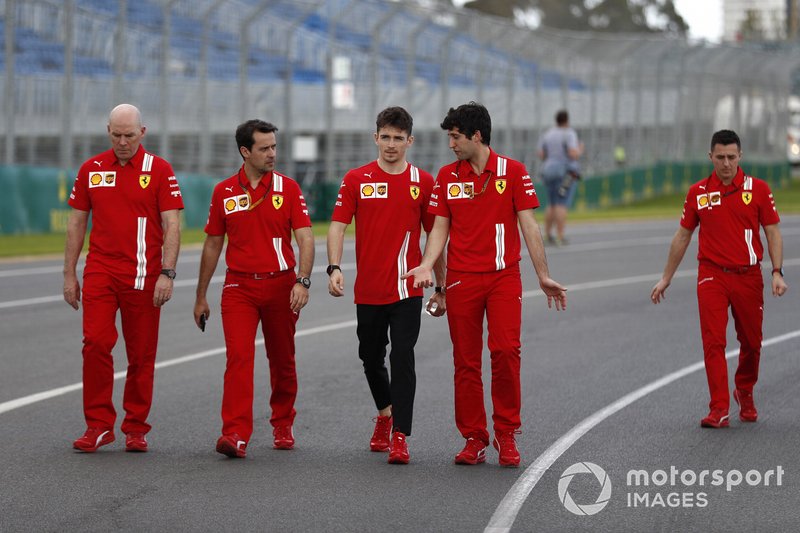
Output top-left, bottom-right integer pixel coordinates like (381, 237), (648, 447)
(404, 102), (567, 468)
(651, 129), (787, 429)
(193, 119), (314, 458)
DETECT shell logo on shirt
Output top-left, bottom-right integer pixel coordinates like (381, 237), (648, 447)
(696, 192), (722, 210)
(224, 194), (249, 214)
(88, 171), (116, 188)
(360, 183), (388, 199)
(495, 179), (507, 194)
(139, 174), (151, 189)
(448, 182), (473, 199)
(742, 192), (753, 205)
(272, 194), (283, 209)
(410, 185), (420, 200)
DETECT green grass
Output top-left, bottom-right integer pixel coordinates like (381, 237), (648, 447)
(3, 179), (798, 259)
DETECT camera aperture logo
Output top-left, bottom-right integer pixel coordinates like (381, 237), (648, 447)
(558, 462), (612, 516)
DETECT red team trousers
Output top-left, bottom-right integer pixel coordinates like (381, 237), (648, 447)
(445, 264), (523, 445)
(697, 262), (763, 412)
(220, 270), (299, 441)
(81, 273), (161, 434)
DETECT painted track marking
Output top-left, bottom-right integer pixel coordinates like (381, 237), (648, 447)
(485, 330), (800, 533)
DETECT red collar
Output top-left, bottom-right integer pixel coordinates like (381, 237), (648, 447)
(708, 167), (744, 190)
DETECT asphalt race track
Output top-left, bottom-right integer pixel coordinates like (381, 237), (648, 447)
(1, 216), (798, 532)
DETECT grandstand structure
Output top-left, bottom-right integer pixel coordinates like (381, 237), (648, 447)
(2, 0), (800, 186)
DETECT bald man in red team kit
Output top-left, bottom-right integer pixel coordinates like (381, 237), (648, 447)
(65, 104), (183, 453)
(652, 129), (787, 429)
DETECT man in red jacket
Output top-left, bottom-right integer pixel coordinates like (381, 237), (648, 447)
(404, 102), (567, 467)
(194, 119), (314, 458)
(651, 129), (788, 428)
(65, 104), (183, 453)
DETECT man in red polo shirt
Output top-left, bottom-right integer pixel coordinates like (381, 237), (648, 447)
(193, 119), (314, 459)
(651, 129), (787, 428)
(404, 102), (567, 467)
(64, 103), (183, 453)
(326, 107), (445, 464)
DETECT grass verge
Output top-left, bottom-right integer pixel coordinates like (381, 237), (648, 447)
(2, 179), (798, 259)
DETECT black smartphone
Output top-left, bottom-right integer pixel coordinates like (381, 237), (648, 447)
(199, 313), (206, 332)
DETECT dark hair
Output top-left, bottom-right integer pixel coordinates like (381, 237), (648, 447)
(440, 101), (491, 145)
(236, 119), (279, 158)
(376, 106), (413, 135)
(710, 129), (741, 151)
(555, 110), (569, 125)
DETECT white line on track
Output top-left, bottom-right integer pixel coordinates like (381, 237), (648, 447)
(0, 263), (356, 310)
(484, 329), (800, 533)
(0, 319), (358, 416)
(1, 262), (794, 417)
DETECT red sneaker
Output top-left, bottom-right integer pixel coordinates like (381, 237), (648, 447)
(454, 438), (487, 465)
(493, 430), (521, 468)
(273, 426), (295, 450)
(125, 433), (148, 453)
(733, 389), (758, 422)
(73, 428), (115, 452)
(700, 410), (730, 428)
(370, 415), (392, 452)
(216, 434), (247, 458)
(388, 431), (409, 465)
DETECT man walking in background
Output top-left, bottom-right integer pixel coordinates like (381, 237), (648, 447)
(327, 107), (445, 464)
(537, 110), (584, 246)
(64, 103), (183, 453)
(404, 102), (567, 467)
(193, 119), (314, 459)
(651, 129), (787, 428)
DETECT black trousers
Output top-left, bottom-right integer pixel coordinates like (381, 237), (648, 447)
(356, 296), (421, 436)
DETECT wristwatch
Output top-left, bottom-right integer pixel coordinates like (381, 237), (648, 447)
(326, 265), (341, 276)
(160, 268), (177, 280)
(772, 267), (784, 277)
(434, 286), (444, 293)
(296, 276), (311, 289)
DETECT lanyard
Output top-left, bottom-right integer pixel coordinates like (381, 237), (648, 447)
(239, 171), (273, 210)
(456, 160), (493, 199)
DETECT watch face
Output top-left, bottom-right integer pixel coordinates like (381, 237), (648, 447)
(298, 277), (311, 289)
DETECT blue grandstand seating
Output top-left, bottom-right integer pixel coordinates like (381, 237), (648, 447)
(6, 0), (577, 91)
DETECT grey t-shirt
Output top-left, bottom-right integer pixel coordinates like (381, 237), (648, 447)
(538, 126), (580, 180)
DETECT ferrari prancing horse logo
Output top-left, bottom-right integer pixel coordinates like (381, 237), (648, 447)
(742, 192), (752, 205)
(495, 179), (507, 194)
(272, 194), (284, 209)
(410, 186), (420, 200)
(139, 174), (150, 189)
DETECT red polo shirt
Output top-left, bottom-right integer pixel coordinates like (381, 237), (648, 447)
(332, 160), (435, 305)
(69, 145), (184, 290)
(428, 149), (539, 273)
(680, 167), (780, 268)
(205, 167), (311, 273)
